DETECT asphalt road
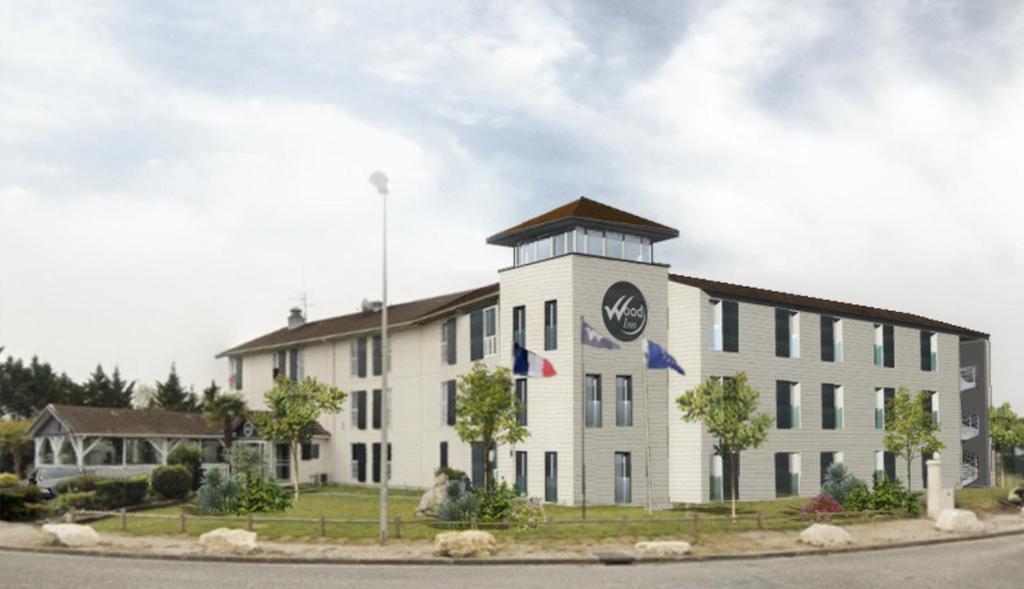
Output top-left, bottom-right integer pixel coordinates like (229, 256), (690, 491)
(2, 535), (1022, 589)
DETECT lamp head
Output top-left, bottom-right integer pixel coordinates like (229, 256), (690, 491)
(368, 171), (389, 195)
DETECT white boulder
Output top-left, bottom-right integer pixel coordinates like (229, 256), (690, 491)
(434, 530), (497, 558)
(199, 528), (258, 555)
(634, 541), (691, 558)
(416, 474), (449, 517)
(41, 524), (101, 548)
(934, 509), (984, 534)
(799, 524), (852, 548)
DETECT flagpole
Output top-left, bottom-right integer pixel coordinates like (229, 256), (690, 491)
(642, 345), (653, 516)
(579, 314), (587, 520)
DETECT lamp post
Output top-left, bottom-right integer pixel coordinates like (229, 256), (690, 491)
(369, 170), (390, 543)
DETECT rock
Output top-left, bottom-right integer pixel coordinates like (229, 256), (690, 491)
(434, 530), (497, 558)
(40, 524), (101, 548)
(199, 528), (258, 555)
(799, 523), (852, 548)
(634, 541), (691, 558)
(934, 509), (984, 534)
(416, 474), (449, 517)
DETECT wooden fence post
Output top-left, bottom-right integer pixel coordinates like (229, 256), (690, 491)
(393, 517), (402, 539)
(246, 514), (254, 532)
(319, 516), (326, 537)
(756, 512), (764, 531)
(120, 508), (127, 532)
(179, 512), (187, 534)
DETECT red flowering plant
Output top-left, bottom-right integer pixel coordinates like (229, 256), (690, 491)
(800, 494), (844, 522)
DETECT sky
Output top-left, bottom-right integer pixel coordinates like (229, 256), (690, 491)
(0, 1), (1021, 410)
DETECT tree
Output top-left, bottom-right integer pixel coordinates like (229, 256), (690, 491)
(204, 389), (247, 449)
(453, 363), (528, 494)
(0, 420), (33, 477)
(251, 376), (346, 501)
(149, 364), (200, 412)
(107, 367), (136, 408)
(883, 387), (944, 489)
(202, 381), (222, 405)
(0, 353), (83, 418)
(989, 403), (1024, 488)
(676, 372), (773, 520)
(81, 364), (133, 408)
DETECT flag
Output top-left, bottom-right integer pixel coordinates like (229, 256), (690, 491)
(513, 342), (557, 378)
(581, 319), (621, 350)
(643, 339), (685, 375)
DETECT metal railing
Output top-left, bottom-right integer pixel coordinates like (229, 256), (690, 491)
(960, 412), (980, 441)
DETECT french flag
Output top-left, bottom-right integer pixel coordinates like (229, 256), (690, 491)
(512, 342), (557, 378)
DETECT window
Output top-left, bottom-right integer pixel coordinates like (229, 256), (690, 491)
(585, 374), (602, 427)
(515, 379), (528, 426)
(614, 452), (632, 504)
(287, 348), (302, 381)
(201, 440), (224, 464)
(624, 234), (643, 261)
(274, 350), (286, 379)
(355, 338), (367, 378)
(349, 339), (360, 377)
(923, 391), (939, 425)
(125, 439), (159, 465)
(84, 438), (123, 466)
(544, 300), (558, 350)
(537, 236), (552, 261)
(230, 357), (243, 390)
(352, 391), (367, 430)
(920, 331), (937, 371)
(711, 300), (739, 352)
(586, 228), (604, 256)
(820, 452), (836, 487)
(301, 442), (320, 461)
(709, 455), (723, 502)
(515, 451), (528, 496)
(776, 381), (800, 429)
(774, 452), (800, 497)
(874, 450), (885, 481)
(883, 451), (896, 481)
(440, 319), (456, 365)
(553, 232), (566, 256)
(441, 380), (457, 426)
(616, 375), (633, 426)
(875, 324), (894, 367)
(821, 316), (843, 362)
(922, 452), (935, 488)
(775, 309), (799, 358)
(373, 335), (383, 375)
(371, 443), (392, 483)
(470, 305), (498, 360)
(606, 232), (624, 259)
(440, 442), (449, 469)
(484, 306), (497, 356)
(822, 384), (843, 430)
(882, 387), (895, 428)
(512, 306), (525, 348)
(351, 444), (367, 482)
(372, 389), (382, 429)
(545, 452), (558, 503)
(275, 443), (290, 480)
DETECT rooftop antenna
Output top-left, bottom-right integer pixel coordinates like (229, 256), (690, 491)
(291, 291), (313, 318)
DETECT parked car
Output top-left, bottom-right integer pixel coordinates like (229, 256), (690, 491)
(29, 465), (83, 499)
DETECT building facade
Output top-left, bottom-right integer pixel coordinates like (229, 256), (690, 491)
(219, 197), (991, 505)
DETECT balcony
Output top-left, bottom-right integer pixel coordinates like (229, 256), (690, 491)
(961, 412), (980, 441)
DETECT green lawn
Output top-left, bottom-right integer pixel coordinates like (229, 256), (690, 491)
(88, 486), (864, 543)
(955, 474), (1022, 512)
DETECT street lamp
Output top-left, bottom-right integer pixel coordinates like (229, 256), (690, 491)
(369, 170), (389, 544)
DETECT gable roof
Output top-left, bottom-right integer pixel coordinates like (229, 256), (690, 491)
(487, 197), (680, 246)
(30, 404), (222, 437)
(218, 283), (499, 358)
(669, 274), (987, 338)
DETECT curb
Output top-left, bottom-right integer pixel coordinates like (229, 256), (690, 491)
(2, 526), (1023, 567)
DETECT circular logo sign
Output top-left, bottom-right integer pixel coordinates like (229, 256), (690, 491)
(602, 281), (647, 341)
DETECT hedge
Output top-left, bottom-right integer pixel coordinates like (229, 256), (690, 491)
(151, 465), (192, 501)
(95, 476), (149, 508)
(55, 474), (103, 494)
(0, 485), (46, 521)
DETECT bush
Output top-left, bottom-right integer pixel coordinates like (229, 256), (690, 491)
(0, 485), (45, 521)
(434, 466), (467, 482)
(235, 473), (292, 514)
(95, 476), (149, 508)
(0, 473), (19, 487)
(801, 494), (844, 522)
(507, 497), (544, 531)
(821, 463), (862, 505)
(167, 443), (203, 491)
(55, 474), (103, 495)
(151, 465), (193, 501)
(55, 491), (101, 512)
(845, 475), (923, 517)
(196, 467), (240, 515)
(437, 480), (482, 526)
(477, 480), (519, 522)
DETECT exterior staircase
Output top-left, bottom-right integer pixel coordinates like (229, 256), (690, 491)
(960, 412), (980, 441)
(961, 450), (979, 487)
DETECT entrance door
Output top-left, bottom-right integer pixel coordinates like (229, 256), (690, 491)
(275, 443), (290, 481)
(471, 442), (496, 489)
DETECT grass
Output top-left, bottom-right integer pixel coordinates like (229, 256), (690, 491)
(955, 474), (1022, 512)
(88, 485), (862, 544)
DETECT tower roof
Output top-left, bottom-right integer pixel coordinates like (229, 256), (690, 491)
(486, 196), (679, 246)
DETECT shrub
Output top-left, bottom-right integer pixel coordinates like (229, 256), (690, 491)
(55, 474), (103, 495)
(0, 473), (19, 487)
(151, 465), (193, 501)
(225, 445), (268, 480)
(800, 494), (844, 522)
(434, 466), (467, 482)
(822, 463), (862, 505)
(845, 475), (923, 517)
(507, 497), (544, 532)
(95, 476), (149, 508)
(437, 480), (481, 526)
(477, 480), (519, 522)
(196, 467), (241, 515)
(55, 491), (101, 512)
(0, 485), (45, 521)
(235, 473), (292, 514)
(167, 443), (203, 491)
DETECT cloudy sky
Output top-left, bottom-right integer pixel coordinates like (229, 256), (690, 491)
(1, 1), (1021, 409)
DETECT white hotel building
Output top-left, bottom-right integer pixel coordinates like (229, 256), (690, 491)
(219, 197), (991, 506)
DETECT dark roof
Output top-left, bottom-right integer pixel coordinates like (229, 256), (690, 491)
(32, 404), (221, 437)
(669, 274), (987, 338)
(218, 283), (499, 357)
(487, 197), (680, 246)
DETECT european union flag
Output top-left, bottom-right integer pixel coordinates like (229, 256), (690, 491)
(644, 339), (685, 375)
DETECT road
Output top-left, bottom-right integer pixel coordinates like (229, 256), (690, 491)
(2, 535), (1022, 589)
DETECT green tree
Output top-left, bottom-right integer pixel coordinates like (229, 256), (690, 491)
(81, 364), (132, 408)
(883, 387), (944, 489)
(251, 376), (346, 501)
(0, 420), (33, 477)
(676, 372), (773, 520)
(149, 364), (200, 412)
(0, 353), (83, 418)
(107, 367), (135, 408)
(989, 403), (1024, 488)
(202, 380), (221, 405)
(453, 363), (528, 494)
(204, 390), (247, 449)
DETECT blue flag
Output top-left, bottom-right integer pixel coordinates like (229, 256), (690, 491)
(644, 339), (685, 375)
(581, 319), (621, 350)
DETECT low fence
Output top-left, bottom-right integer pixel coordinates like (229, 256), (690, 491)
(69, 507), (904, 540)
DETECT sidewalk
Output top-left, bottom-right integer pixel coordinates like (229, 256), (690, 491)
(2, 512), (1022, 564)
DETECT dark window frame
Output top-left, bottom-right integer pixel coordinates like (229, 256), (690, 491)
(544, 300), (558, 351)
